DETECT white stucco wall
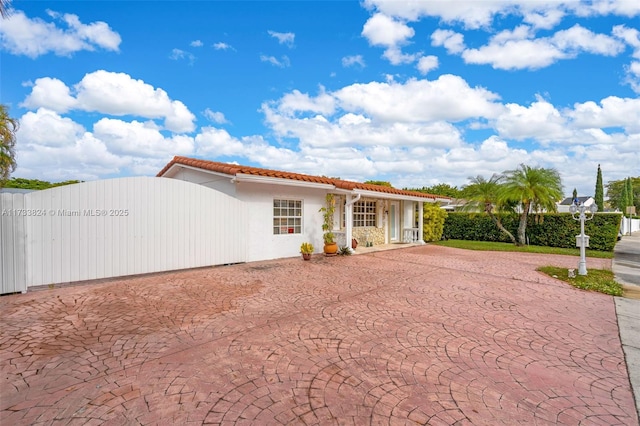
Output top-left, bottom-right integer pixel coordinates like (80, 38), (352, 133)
(170, 168), (237, 196)
(235, 182), (327, 261)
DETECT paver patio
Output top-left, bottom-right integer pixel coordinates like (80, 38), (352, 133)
(1, 245), (637, 425)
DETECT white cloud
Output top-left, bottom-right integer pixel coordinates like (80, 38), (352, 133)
(496, 96), (572, 142)
(22, 70), (196, 133)
(362, 13), (414, 47)
(74, 71), (196, 133)
(342, 55), (366, 68)
(260, 54), (290, 67)
(18, 108), (85, 147)
(93, 118), (194, 157)
(362, 0), (515, 29)
(522, 8), (565, 29)
(0, 9), (121, 58)
(553, 24), (624, 55)
(431, 29), (465, 54)
(276, 89), (336, 116)
(461, 24), (623, 70)
(267, 30), (295, 47)
(15, 109), (128, 180)
(21, 77), (76, 113)
(190, 40), (203, 47)
(364, 0), (640, 29)
(334, 75), (502, 122)
(204, 109), (229, 124)
(568, 96), (640, 133)
(613, 25), (640, 58)
(169, 48), (196, 64)
(626, 61), (640, 93)
(362, 13), (418, 65)
(416, 56), (439, 74)
(213, 42), (233, 50)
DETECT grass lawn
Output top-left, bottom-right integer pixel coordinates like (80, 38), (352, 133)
(537, 266), (623, 296)
(433, 239), (614, 259)
(432, 239), (621, 296)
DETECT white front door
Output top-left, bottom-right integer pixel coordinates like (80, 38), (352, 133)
(390, 201), (400, 242)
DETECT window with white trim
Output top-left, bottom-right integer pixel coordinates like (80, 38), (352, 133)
(273, 199), (302, 234)
(353, 200), (377, 227)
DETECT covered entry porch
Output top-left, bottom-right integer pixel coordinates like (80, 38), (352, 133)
(329, 191), (434, 252)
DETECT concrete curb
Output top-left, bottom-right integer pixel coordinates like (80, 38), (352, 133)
(613, 231), (640, 419)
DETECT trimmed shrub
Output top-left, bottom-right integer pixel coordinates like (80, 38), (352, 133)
(443, 212), (621, 251)
(422, 202), (447, 242)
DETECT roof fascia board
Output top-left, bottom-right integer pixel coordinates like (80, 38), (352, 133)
(353, 189), (436, 202)
(234, 173), (335, 190)
(160, 163), (233, 180)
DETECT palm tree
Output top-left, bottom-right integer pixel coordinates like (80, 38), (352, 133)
(0, 104), (19, 186)
(462, 174), (517, 245)
(1, 0), (12, 19)
(501, 164), (563, 246)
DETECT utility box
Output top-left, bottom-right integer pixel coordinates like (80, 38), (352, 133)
(576, 235), (589, 248)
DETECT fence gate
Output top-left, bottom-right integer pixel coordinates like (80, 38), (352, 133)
(0, 193), (27, 294)
(1, 177), (247, 294)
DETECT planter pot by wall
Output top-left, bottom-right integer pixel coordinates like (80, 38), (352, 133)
(323, 242), (338, 255)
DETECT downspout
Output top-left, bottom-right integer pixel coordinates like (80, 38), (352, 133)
(345, 193), (361, 253)
(418, 201), (425, 244)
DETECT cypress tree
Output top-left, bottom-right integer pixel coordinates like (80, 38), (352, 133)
(626, 177), (634, 212)
(572, 188), (578, 200)
(620, 180), (629, 212)
(594, 164), (604, 210)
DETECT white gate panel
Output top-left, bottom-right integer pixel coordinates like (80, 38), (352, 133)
(21, 177), (247, 288)
(0, 193), (27, 294)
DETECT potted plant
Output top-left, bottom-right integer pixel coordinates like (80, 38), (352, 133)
(319, 194), (338, 255)
(300, 242), (314, 260)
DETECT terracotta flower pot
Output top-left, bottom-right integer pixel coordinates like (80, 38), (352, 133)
(302, 253), (311, 261)
(323, 242), (338, 255)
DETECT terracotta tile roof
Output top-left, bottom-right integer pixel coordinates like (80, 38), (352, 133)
(158, 156), (447, 201)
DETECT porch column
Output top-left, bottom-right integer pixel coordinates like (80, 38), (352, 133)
(418, 201), (425, 244)
(345, 193), (360, 253)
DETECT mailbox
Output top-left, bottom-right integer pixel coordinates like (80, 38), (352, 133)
(576, 235), (589, 248)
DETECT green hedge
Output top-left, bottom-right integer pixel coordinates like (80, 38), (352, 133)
(443, 213), (622, 251)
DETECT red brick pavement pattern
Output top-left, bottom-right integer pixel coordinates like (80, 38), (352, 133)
(1, 245), (637, 425)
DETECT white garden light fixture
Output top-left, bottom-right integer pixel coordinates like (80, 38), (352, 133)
(569, 202), (598, 276)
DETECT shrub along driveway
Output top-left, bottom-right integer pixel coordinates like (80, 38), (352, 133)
(1, 245), (637, 425)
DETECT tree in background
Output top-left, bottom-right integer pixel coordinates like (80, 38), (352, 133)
(3, 177), (82, 190)
(626, 177), (634, 213)
(461, 174), (517, 245)
(364, 180), (392, 187)
(606, 177), (640, 212)
(0, 104), (19, 187)
(0, 0), (11, 18)
(620, 181), (629, 212)
(501, 164), (563, 246)
(594, 164), (604, 210)
(572, 188), (578, 201)
(409, 183), (462, 199)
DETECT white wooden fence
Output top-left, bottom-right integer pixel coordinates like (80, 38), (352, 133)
(0, 177), (247, 294)
(620, 216), (640, 235)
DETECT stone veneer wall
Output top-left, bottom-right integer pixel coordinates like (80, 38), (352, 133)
(353, 227), (385, 246)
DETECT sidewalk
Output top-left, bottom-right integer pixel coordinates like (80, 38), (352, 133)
(613, 231), (640, 418)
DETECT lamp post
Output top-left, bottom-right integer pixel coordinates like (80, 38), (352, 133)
(569, 202), (598, 276)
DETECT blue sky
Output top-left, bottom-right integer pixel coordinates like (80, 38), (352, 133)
(1, 1), (639, 198)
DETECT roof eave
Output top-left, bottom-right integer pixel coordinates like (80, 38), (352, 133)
(234, 173), (335, 190)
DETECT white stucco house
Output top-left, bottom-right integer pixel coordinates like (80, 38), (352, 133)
(556, 196), (596, 213)
(0, 157), (450, 294)
(158, 156), (449, 262)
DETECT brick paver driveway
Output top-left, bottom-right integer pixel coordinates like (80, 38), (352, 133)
(1, 245), (637, 425)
